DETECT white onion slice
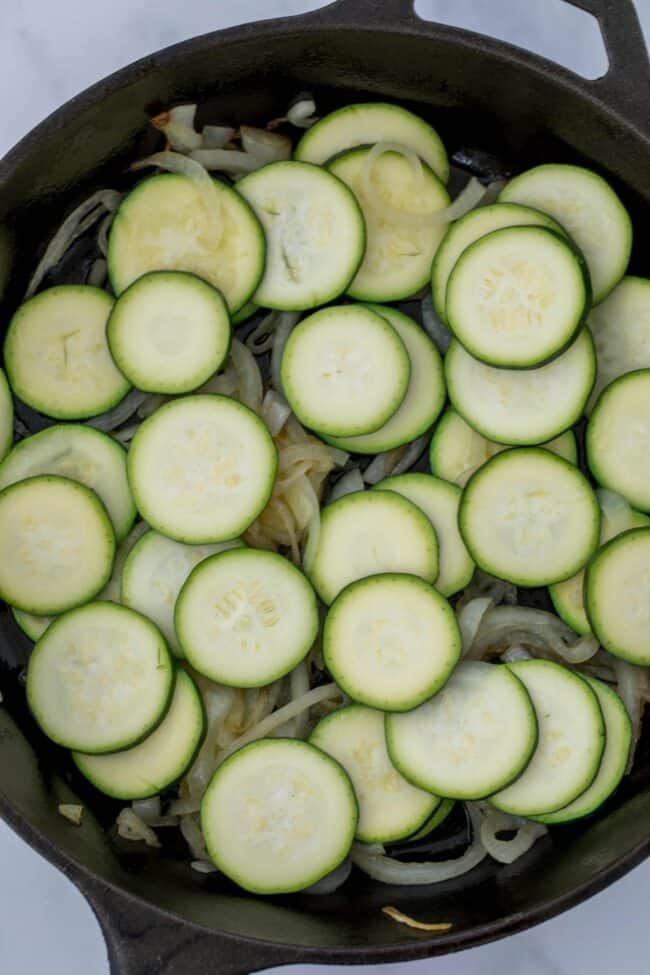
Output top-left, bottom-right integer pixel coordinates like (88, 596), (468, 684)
(421, 293), (453, 353)
(201, 125), (236, 149)
(302, 858), (351, 895)
(328, 469), (365, 503)
(261, 389), (291, 436)
(478, 806), (547, 864)
(116, 808), (161, 848)
(458, 597), (494, 655)
(230, 338), (264, 413)
(151, 104), (202, 152)
(270, 312), (301, 391)
(240, 126), (292, 163)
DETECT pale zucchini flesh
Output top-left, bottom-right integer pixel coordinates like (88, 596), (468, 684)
(406, 797), (455, 841)
(308, 490), (439, 605)
(12, 608), (53, 642)
(108, 173), (265, 313)
(446, 225), (587, 368)
(587, 276), (650, 412)
(73, 669), (205, 799)
(374, 473), (474, 597)
(586, 369), (650, 512)
(121, 530), (243, 657)
(459, 448), (600, 587)
(280, 304), (410, 438)
(428, 409), (577, 487)
(534, 677), (631, 824)
(107, 271), (231, 394)
(0, 475), (115, 615)
(237, 161), (365, 310)
(201, 738), (358, 894)
(499, 163), (632, 303)
(585, 528), (650, 665)
(445, 327), (596, 445)
(175, 547), (319, 686)
(386, 661), (537, 798)
(0, 423), (136, 542)
(294, 102), (449, 183)
(3, 286), (130, 420)
(0, 367), (13, 462)
(323, 573), (461, 711)
(325, 306), (445, 454)
(431, 202), (566, 322)
(127, 395), (277, 543)
(26, 601), (173, 754)
(309, 704), (438, 843)
(327, 148), (450, 303)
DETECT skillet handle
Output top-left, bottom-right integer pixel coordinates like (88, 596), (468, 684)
(82, 884), (295, 975)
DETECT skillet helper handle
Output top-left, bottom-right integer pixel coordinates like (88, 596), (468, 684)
(83, 884), (293, 975)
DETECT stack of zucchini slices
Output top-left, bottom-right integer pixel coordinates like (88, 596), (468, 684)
(1, 97), (648, 898)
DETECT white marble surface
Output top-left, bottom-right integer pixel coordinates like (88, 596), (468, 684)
(1, 2), (649, 973)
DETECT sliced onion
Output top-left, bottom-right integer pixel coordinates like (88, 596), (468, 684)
(131, 797), (161, 823)
(87, 257), (108, 287)
(303, 858), (351, 895)
(230, 338), (263, 412)
(474, 179), (506, 208)
(287, 95), (318, 128)
(151, 104), (202, 152)
(363, 435), (428, 485)
(97, 213), (114, 257)
(201, 125), (237, 149)
(289, 661), (311, 738)
(191, 859), (219, 875)
(271, 312), (301, 391)
(246, 310), (280, 355)
(112, 422), (140, 446)
(390, 434), (429, 475)
(500, 645), (533, 663)
(180, 813), (208, 859)
(116, 808), (161, 848)
(461, 569), (518, 607)
(328, 469), (365, 503)
(613, 657), (648, 772)
(58, 804), (83, 826)
(169, 797), (201, 816)
(351, 805), (487, 885)
(261, 389), (291, 436)
(85, 388), (148, 431)
(458, 597), (494, 655)
(189, 148), (262, 174)
(477, 806), (547, 864)
(469, 606), (600, 665)
(25, 189), (122, 299)
(360, 142), (428, 227)
(240, 125), (292, 163)
(381, 907), (451, 933)
(421, 293), (453, 354)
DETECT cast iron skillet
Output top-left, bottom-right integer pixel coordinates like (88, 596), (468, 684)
(0, 1), (649, 972)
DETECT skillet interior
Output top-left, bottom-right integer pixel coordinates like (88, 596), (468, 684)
(0, 2), (649, 969)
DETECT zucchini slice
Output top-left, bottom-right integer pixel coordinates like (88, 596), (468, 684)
(108, 173), (265, 313)
(12, 608), (52, 642)
(127, 395), (277, 543)
(280, 304), (410, 438)
(0, 475), (115, 615)
(0, 367), (13, 462)
(386, 661), (537, 799)
(73, 669), (205, 799)
(323, 573), (460, 711)
(27, 601), (173, 754)
(4, 286), (130, 420)
(201, 738), (358, 894)
(587, 276), (650, 412)
(308, 490), (439, 605)
(237, 161), (365, 310)
(175, 547), (319, 686)
(406, 797), (455, 841)
(490, 660), (605, 817)
(459, 448), (600, 587)
(310, 704), (439, 843)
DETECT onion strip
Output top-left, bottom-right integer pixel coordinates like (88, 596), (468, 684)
(381, 907), (452, 933)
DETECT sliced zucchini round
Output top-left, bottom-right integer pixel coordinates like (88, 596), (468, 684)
(386, 661), (537, 799)
(0, 424), (135, 541)
(309, 704), (439, 844)
(325, 306), (445, 454)
(374, 473), (474, 597)
(459, 448), (600, 587)
(499, 163), (632, 303)
(585, 527), (650, 665)
(445, 327), (596, 445)
(107, 271), (231, 394)
(327, 147), (450, 303)
(586, 369), (650, 511)
(175, 547), (319, 687)
(108, 173), (265, 313)
(429, 408), (577, 487)
(431, 202), (566, 322)
(0, 475), (115, 615)
(237, 161), (365, 310)
(230, 299), (258, 326)
(280, 304), (410, 438)
(12, 608), (52, 642)
(127, 395), (277, 543)
(489, 660), (605, 817)
(121, 530), (243, 657)
(406, 797), (455, 841)
(27, 601), (173, 754)
(587, 276), (650, 412)
(294, 102), (449, 183)
(535, 677), (631, 824)
(308, 490), (439, 605)
(73, 669), (204, 799)
(201, 738), (358, 894)
(3, 286), (130, 420)
(323, 573), (460, 712)
(0, 367), (13, 462)
(446, 225), (588, 367)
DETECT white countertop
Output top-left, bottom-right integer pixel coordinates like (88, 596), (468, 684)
(1, 2), (649, 973)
